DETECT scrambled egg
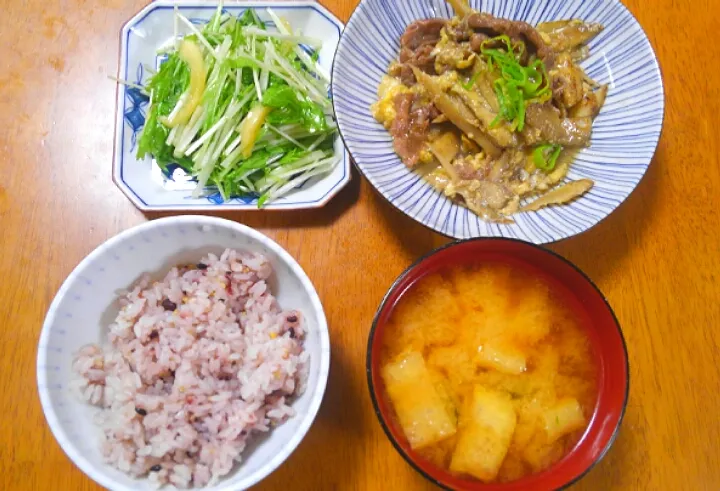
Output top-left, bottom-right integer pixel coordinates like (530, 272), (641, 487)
(418, 149), (434, 165)
(371, 75), (411, 129)
(370, 75), (436, 166)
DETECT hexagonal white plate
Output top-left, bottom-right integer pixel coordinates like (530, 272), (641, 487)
(113, 0), (349, 211)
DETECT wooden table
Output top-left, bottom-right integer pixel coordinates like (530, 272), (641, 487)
(2, 0), (719, 489)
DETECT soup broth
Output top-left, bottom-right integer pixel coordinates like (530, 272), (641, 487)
(379, 262), (598, 483)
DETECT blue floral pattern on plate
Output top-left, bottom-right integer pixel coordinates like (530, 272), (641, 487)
(123, 64), (149, 152)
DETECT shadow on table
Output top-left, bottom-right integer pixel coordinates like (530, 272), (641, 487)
(368, 188), (450, 259)
(143, 166), (362, 229)
(245, 345), (371, 490)
(549, 141), (666, 284)
(363, 140), (664, 282)
(302, 346), (370, 489)
(319, 345), (369, 435)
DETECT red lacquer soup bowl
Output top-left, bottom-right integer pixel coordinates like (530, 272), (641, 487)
(366, 238), (629, 491)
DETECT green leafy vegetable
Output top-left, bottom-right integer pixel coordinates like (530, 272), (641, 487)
(136, 53), (191, 169)
(262, 85), (328, 133)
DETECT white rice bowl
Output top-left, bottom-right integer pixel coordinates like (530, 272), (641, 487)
(37, 216), (330, 491)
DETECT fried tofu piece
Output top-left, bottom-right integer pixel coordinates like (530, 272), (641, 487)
(523, 436), (566, 472)
(542, 397), (586, 443)
(381, 351), (457, 450)
(476, 340), (527, 374)
(450, 386), (517, 481)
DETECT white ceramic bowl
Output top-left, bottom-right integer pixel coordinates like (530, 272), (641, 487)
(37, 216), (330, 491)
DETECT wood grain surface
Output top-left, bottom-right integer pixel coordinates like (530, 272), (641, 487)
(1, 0), (718, 489)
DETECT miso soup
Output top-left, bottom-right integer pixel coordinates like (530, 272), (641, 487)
(379, 262), (598, 483)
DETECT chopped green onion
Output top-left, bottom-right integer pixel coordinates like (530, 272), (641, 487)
(533, 144), (563, 171)
(480, 35), (552, 132)
(463, 71), (481, 90)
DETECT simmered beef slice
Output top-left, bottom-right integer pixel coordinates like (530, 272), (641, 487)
(390, 93), (438, 168)
(392, 19), (448, 85)
(390, 64), (417, 87)
(400, 18), (447, 50)
(399, 44), (436, 73)
(464, 13), (555, 66)
(469, 32), (490, 52)
(523, 103), (592, 147)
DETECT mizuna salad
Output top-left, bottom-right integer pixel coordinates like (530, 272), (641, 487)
(133, 5), (338, 206)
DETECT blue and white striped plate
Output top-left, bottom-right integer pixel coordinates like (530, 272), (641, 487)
(332, 0), (664, 243)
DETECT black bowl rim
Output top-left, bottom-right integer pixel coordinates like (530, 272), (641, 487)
(365, 237), (630, 491)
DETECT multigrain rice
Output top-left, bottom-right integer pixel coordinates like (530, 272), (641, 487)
(71, 249), (308, 488)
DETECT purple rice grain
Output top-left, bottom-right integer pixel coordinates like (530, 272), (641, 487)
(161, 299), (177, 311)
